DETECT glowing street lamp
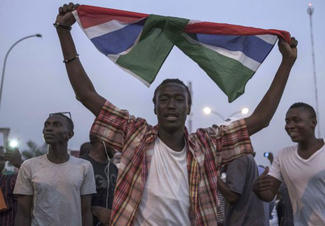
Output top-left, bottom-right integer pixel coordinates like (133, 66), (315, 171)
(9, 139), (19, 149)
(203, 106), (249, 121)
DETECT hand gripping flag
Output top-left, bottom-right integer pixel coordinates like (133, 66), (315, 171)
(73, 5), (291, 102)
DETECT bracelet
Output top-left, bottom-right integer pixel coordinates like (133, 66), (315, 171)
(53, 22), (71, 31)
(63, 54), (79, 63)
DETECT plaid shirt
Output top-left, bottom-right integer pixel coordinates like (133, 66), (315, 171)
(91, 101), (253, 225)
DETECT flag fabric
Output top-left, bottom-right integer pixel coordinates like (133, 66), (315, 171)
(73, 5), (291, 102)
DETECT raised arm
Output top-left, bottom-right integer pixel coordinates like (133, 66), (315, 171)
(55, 3), (105, 116)
(245, 38), (297, 135)
(15, 195), (33, 226)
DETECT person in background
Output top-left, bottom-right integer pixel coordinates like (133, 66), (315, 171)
(80, 135), (118, 226)
(217, 153), (265, 226)
(0, 147), (23, 226)
(14, 113), (96, 226)
(254, 102), (325, 226)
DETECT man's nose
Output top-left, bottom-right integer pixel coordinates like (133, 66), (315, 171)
(167, 98), (176, 108)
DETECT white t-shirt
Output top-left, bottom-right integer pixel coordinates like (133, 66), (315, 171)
(134, 138), (190, 226)
(14, 154), (96, 226)
(269, 141), (325, 226)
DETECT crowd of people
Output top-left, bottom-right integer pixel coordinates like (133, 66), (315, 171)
(0, 2), (324, 226)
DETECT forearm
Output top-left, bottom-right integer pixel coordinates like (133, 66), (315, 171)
(57, 29), (96, 99)
(15, 210), (31, 226)
(217, 178), (240, 204)
(247, 59), (294, 135)
(15, 215), (31, 226)
(82, 210), (93, 226)
(255, 59), (293, 121)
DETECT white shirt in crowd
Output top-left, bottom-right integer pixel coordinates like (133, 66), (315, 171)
(269, 141), (325, 226)
(14, 154), (96, 226)
(134, 138), (191, 226)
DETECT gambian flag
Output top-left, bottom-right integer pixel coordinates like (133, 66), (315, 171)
(73, 5), (291, 102)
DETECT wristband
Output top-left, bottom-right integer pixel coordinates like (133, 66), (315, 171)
(63, 54), (79, 63)
(53, 22), (71, 31)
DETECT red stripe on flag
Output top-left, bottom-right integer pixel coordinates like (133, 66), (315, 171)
(185, 22), (291, 43)
(77, 5), (148, 29)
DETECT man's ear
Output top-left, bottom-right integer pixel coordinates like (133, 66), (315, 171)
(154, 104), (157, 115)
(311, 118), (317, 128)
(68, 131), (74, 139)
(187, 105), (191, 115)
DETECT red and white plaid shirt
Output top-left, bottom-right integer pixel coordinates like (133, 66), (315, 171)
(91, 101), (253, 225)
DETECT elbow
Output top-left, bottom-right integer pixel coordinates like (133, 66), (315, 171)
(260, 120), (270, 130)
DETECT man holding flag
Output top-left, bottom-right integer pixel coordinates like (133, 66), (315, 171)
(55, 3), (297, 225)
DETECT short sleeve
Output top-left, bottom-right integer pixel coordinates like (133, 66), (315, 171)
(268, 153), (282, 181)
(80, 163), (96, 195)
(13, 162), (33, 195)
(214, 119), (253, 165)
(90, 100), (148, 152)
(226, 156), (247, 194)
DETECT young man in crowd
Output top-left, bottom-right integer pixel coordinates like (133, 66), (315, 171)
(14, 113), (96, 226)
(217, 153), (265, 226)
(0, 147), (22, 226)
(80, 135), (118, 226)
(254, 102), (325, 226)
(55, 3), (297, 225)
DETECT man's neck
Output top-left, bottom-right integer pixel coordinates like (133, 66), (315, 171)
(47, 143), (69, 164)
(297, 137), (324, 159)
(158, 128), (185, 152)
(88, 148), (108, 163)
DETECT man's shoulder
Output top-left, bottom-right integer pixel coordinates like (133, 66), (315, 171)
(21, 154), (47, 167)
(277, 145), (297, 157)
(69, 155), (93, 167)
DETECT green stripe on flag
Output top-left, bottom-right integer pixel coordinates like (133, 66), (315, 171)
(116, 15), (188, 85)
(168, 33), (255, 102)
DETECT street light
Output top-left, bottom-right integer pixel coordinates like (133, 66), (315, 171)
(9, 139), (19, 149)
(0, 33), (42, 108)
(307, 3), (321, 137)
(203, 106), (249, 121)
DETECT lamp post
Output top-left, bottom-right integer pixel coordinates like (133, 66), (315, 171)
(0, 34), (42, 108)
(203, 106), (249, 121)
(307, 3), (321, 137)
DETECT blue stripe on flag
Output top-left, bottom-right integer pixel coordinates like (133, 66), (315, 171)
(90, 20), (145, 55)
(196, 34), (274, 63)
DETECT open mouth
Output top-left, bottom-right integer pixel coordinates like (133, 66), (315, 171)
(44, 134), (55, 139)
(164, 113), (179, 121)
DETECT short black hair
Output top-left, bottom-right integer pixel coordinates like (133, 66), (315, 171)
(288, 102), (316, 119)
(49, 113), (74, 132)
(79, 142), (91, 156)
(152, 79), (192, 106)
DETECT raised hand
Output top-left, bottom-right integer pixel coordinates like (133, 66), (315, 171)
(55, 2), (79, 27)
(278, 37), (298, 65)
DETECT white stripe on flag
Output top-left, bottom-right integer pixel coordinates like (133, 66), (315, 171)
(183, 34), (260, 71)
(256, 34), (278, 45)
(84, 20), (130, 39)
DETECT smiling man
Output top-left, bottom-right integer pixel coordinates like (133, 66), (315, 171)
(254, 102), (325, 226)
(13, 113), (96, 226)
(55, 3), (297, 225)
